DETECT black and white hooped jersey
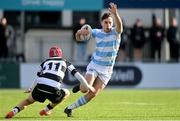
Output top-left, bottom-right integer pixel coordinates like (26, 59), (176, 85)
(37, 57), (75, 84)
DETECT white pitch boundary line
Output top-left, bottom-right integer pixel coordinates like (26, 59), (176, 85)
(102, 102), (166, 106)
(120, 102), (166, 106)
(0, 119), (180, 121)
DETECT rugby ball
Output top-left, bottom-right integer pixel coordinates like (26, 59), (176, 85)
(80, 24), (92, 41)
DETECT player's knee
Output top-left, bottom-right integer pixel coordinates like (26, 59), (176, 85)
(59, 89), (70, 101)
(87, 91), (98, 99)
(80, 88), (89, 93)
(25, 98), (34, 104)
(91, 92), (98, 98)
(63, 89), (70, 98)
(53, 89), (68, 104)
(80, 85), (89, 93)
(80, 89), (88, 93)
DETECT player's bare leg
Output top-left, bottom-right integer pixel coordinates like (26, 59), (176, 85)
(40, 89), (70, 116)
(84, 77), (105, 101)
(65, 77), (105, 117)
(72, 73), (95, 93)
(65, 73), (95, 117)
(5, 94), (35, 119)
(80, 73), (96, 93)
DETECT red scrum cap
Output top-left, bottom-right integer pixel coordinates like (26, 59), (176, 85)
(49, 46), (62, 58)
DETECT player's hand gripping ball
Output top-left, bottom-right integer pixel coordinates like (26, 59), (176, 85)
(80, 24), (92, 41)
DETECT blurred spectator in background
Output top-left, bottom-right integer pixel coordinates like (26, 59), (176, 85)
(116, 20), (129, 62)
(150, 18), (165, 62)
(73, 17), (88, 62)
(167, 18), (179, 62)
(130, 19), (145, 62)
(6, 22), (15, 58)
(0, 17), (8, 59)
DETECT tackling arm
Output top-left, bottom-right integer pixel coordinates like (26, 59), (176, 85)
(24, 78), (37, 93)
(68, 64), (91, 90)
(25, 66), (42, 93)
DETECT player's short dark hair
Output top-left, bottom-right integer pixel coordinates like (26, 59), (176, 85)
(101, 12), (112, 21)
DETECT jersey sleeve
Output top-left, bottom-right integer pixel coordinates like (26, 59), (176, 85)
(67, 62), (78, 76)
(37, 63), (43, 77)
(92, 29), (97, 38)
(66, 62), (91, 90)
(37, 59), (48, 76)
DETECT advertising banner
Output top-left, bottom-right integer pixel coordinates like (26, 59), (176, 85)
(20, 63), (180, 89)
(104, 0), (180, 8)
(0, 0), (103, 11)
(0, 63), (20, 88)
(63, 65), (142, 86)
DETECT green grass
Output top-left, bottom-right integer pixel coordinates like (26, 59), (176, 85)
(0, 89), (180, 120)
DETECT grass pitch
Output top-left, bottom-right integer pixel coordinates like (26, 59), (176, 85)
(0, 89), (180, 121)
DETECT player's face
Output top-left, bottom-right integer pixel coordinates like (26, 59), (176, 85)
(101, 17), (113, 33)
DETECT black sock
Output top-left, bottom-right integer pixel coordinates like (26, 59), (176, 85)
(47, 104), (53, 110)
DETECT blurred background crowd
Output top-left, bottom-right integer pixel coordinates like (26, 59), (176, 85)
(0, 1), (179, 64)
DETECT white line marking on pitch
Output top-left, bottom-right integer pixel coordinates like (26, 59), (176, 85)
(121, 102), (165, 106)
(0, 119), (180, 121)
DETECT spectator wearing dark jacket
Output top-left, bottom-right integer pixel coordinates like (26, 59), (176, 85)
(167, 18), (179, 62)
(116, 21), (129, 62)
(131, 19), (145, 61)
(150, 18), (165, 62)
(0, 18), (8, 58)
(73, 17), (88, 62)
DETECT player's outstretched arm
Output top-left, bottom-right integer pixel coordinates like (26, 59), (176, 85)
(68, 64), (95, 93)
(109, 2), (123, 33)
(74, 72), (95, 93)
(24, 78), (37, 93)
(24, 68), (42, 93)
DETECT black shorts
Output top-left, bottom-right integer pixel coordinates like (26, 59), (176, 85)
(32, 84), (65, 103)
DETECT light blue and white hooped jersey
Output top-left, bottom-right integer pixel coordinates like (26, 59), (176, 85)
(91, 28), (121, 67)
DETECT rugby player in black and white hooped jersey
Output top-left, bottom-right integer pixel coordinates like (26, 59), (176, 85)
(5, 46), (95, 119)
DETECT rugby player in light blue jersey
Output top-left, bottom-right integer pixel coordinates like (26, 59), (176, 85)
(64, 2), (123, 117)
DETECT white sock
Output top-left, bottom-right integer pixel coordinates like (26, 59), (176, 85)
(68, 96), (88, 110)
(12, 107), (20, 115)
(44, 107), (50, 112)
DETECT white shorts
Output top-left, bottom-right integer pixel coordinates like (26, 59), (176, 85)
(86, 61), (113, 85)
